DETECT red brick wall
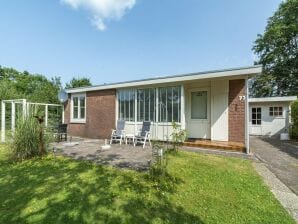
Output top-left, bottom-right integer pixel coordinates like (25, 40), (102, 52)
(64, 89), (116, 139)
(228, 79), (246, 143)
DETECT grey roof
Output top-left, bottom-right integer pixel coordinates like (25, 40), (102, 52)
(66, 65), (262, 93)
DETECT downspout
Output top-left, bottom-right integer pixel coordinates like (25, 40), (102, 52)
(115, 90), (119, 128)
(180, 84), (186, 130)
(245, 77), (250, 154)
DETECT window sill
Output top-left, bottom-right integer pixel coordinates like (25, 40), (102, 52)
(118, 121), (182, 125)
(189, 119), (209, 122)
(70, 119), (86, 124)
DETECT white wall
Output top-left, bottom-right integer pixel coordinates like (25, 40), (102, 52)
(123, 122), (174, 141)
(210, 80), (229, 141)
(249, 102), (290, 136)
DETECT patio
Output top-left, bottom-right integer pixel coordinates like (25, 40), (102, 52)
(52, 138), (153, 171)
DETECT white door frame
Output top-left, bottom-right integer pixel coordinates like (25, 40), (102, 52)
(250, 106), (262, 135)
(186, 87), (211, 138)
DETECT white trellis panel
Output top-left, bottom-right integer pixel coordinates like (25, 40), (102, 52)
(1, 99), (63, 143)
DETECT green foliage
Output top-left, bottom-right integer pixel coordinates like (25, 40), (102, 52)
(12, 116), (41, 160)
(0, 79), (21, 100)
(0, 66), (63, 134)
(0, 145), (294, 223)
(11, 116), (52, 160)
(65, 77), (92, 89)
(290, 100), (298, 139)
(252, 0), (298, 97)
(0, 66), (62, 103)
(170, 121), (187, 152)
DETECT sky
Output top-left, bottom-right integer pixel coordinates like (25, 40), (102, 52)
(0, 0), (282, 86)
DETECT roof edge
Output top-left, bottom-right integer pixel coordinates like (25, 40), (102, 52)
(249, 96), (297, 103)
(66, 65), (262, 93)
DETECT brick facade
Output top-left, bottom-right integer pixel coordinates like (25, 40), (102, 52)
(64, 89), (116, 139)
(228, 79), (246, 143)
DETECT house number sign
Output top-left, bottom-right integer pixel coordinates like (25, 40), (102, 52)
(239, 95), (246, 101)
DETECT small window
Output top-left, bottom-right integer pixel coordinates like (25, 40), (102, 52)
(191, 91), (207, 119)
(269, 106), (283, 117)
(71, 94), (86, 122)
(252, 107), (261, 125)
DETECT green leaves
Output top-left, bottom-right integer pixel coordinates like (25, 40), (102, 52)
(252, 0), (298, 97)
(290, 100), (298, 138)
(65, 77), (92, 89)
(12, 116), (41, 160)
(170, 121), (187, 152)
(0, 66), (62, 104)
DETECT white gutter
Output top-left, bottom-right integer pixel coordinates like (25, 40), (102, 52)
(66, 65), (262, 93)
(249, 96), (297, 103)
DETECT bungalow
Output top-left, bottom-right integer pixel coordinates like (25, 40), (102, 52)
(64, 65), (262, 153)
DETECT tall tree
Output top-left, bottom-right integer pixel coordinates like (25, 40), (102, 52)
(252, 0), (298, 97)
(65, 77), (92, 89)
(0, 66), (61, 104)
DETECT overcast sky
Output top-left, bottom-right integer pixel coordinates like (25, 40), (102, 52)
(0, 0), (281, 85)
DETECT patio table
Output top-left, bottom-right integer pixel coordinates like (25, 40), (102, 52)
(125, 134), (135, 145)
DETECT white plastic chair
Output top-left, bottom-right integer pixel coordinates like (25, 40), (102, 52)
(134, 121), (151, 148)
(110, 120), (125, 145)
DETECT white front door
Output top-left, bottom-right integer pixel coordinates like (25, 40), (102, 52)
(187, 88), (210, 139)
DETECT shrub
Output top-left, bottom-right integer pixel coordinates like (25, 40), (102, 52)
(170, 121), (187, 152)
(12, 116), (49, 160)
(290, 100), (298, 139)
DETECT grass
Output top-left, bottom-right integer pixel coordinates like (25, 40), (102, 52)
(0, 144), (295, 224)
(0, 130), (13, 142)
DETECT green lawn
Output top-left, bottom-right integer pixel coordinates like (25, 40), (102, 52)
(0, 144), (294, 224)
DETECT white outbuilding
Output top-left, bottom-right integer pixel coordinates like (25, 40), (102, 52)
(249, 96), (297, 137)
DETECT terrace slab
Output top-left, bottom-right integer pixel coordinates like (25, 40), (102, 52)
(52, 139), (152, 171)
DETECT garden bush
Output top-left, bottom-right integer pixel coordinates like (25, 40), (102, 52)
(12, 116), (49, 160)
(290, 99), (298, 139)
(170, 121), (187, 152)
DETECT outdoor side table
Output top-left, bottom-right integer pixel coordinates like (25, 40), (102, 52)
(125, 134), (135, 145)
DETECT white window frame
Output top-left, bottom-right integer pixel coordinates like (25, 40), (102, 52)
(70, 93), (86, 123)
(137, 88), (156, 122)
(269, 106), (283, 117)
(118, 88), (135, 122)
(189, 87), (210, 122)
(117, 85), (182, 124)
(251, 107), (262, 125)
(158, 86), (181, 123)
